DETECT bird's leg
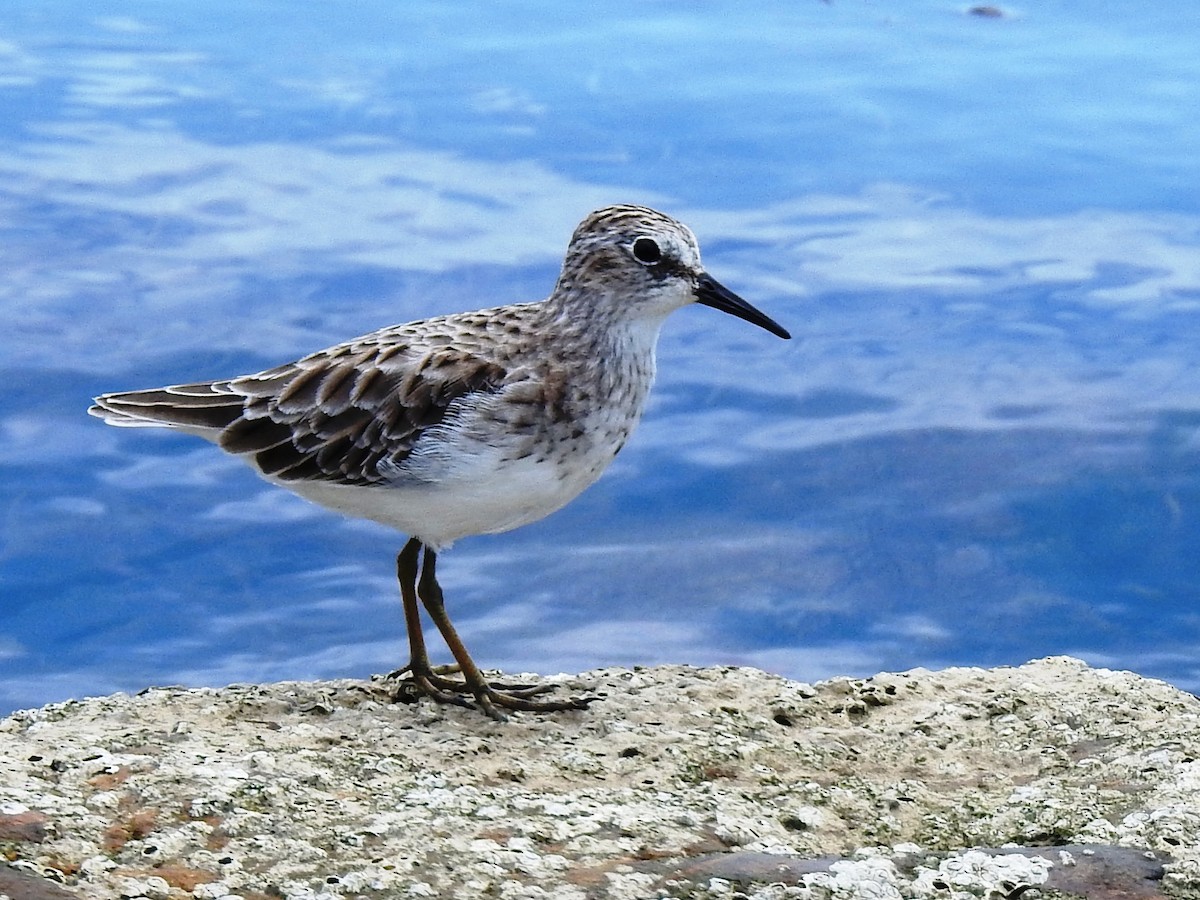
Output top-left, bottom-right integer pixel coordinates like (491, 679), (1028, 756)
(388, 538), (541, 706)
(390, 537), (475, 710)
(417, 547), (595, 719)
(388, 540), (596, 717)
(396, 537), (430, 671)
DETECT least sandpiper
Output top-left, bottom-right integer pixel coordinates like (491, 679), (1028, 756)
(89, 204), (790, 720)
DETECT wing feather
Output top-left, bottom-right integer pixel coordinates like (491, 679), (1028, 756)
(88, 382), (245, 431)
(91, 340), (509, 487)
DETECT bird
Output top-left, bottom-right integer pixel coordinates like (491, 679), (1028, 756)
(89, 204), (791, 720)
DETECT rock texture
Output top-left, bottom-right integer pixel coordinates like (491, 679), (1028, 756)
(1, 657), (1198, 898)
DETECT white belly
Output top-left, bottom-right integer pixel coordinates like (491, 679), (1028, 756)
(274, 442), (613, 550)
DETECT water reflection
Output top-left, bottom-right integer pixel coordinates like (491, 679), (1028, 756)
(2, 3), (1200, 713)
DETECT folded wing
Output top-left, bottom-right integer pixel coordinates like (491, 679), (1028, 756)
(89, 343), (508, 486)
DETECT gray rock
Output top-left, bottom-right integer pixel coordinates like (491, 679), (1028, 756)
(1, 657), (1197, 898)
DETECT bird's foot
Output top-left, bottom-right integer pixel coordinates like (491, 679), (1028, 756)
(383, 664), (598, 720)
(384, 662), (544, 694)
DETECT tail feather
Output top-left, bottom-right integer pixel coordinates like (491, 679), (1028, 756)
(88, 382), (246, 435)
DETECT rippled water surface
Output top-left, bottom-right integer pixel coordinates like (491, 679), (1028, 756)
(3, 2), (1200, 712)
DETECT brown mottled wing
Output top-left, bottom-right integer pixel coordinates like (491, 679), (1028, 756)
(219, 345), (507, 485)
(91, 343), (507, 486)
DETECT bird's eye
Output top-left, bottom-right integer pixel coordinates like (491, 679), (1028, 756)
(631, 237), (662, 265)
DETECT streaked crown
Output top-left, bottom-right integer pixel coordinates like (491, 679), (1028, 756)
(550, 204), (706, 320)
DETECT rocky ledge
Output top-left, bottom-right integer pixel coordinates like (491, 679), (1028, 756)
(1, 657), (1198, 899)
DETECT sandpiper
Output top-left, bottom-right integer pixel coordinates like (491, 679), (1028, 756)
(89, 204), (790, 720)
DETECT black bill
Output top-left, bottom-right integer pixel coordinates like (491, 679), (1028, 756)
(695, 274), (791, 340)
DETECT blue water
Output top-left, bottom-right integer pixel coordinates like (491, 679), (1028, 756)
(3, 2), (1200, 714)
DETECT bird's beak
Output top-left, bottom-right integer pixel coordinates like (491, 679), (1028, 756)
(695, 274), (791, 340)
